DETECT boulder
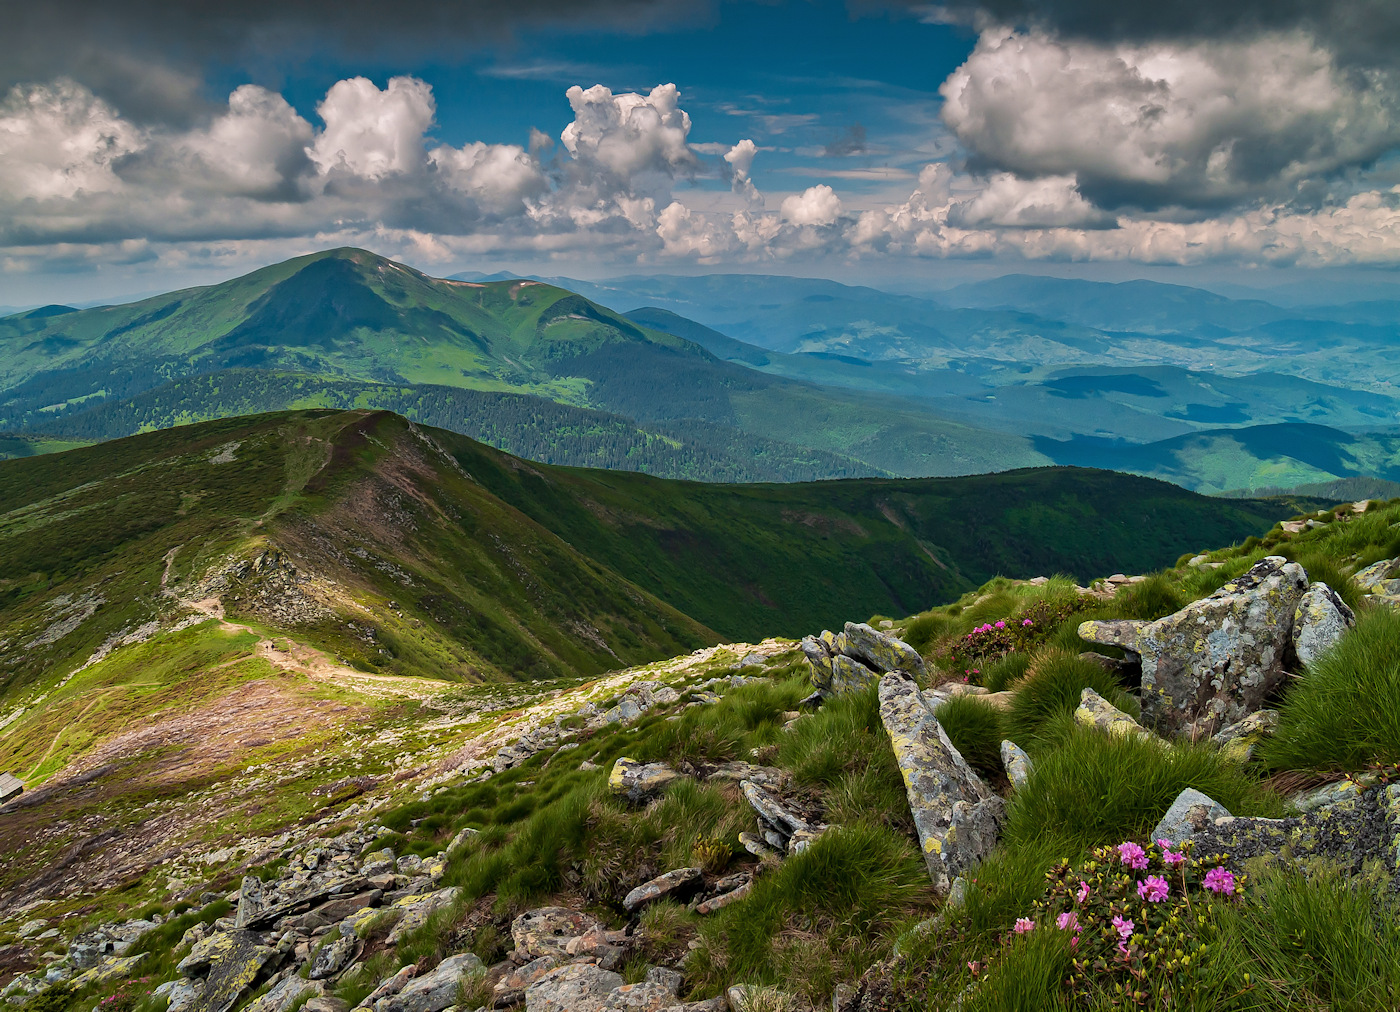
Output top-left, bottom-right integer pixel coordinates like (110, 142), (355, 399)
(1211, 709), (1278, 763)
(524, 962), (677, 1012)
(154, 978), (208, 1012)
(799, 636), (835, 686)
(384, 953), (483, 1012)
(843, 622), (928, 680)
(609, 758), (686, 803)
(308, 935), (360, 980)
(511, 907), (601, 959)
(1355, 556), (1400, 608)
(877, 671), (1004, 894)
(1078, 556), (1308, 737)
(694, 880), (751, 915)
(493, 955), (560, 1007)
(827, 654), (880, 697)
(181, 930), (280, 1012)
(999, 741), (1033, 790)
(623, 868), (703, 913)
(1074, 688), (1160, 744)
(69, 953), (148, 989)
(1292, 582), (1355, 668)
(1150, 788), (1233, 845)
(244, 976), (322, 1012)
(384, 887), (460, 945)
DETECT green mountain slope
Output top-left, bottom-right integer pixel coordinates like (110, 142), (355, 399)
(0, 249), (1042, 479)
(0, 410), (1305, 703)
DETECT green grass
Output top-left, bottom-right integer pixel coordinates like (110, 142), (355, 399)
(934, 696), (1006, 779)
(1003, 722), (1285, 853)
(1260, 607), (1400, 773)
(1003, 649), (1137, 751)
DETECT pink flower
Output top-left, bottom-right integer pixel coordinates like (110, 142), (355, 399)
(1056, 911), (1079, 932)
(994, 620), (1006, 629)
(1013, 917), (1035, 934)
(1022, 618), (1033, 626)
(1162, 849), (1186, 866)
(1156, 838), (1175, 849)
(1203, 866), (1236, 894)
(1137, 876), (1170, 902)
(1076, 880), (1091, 903)
(1111, 915), (1134, 956)
(1117, 841), (1149, 870)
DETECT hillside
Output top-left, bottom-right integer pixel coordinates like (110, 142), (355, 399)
(0, 249), (1043, 480)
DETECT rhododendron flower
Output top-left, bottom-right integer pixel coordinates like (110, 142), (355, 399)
(1203, 866), (1236, 894)
(1117, 841), (1148, 870)
(1056, 911), (1079, 931)
(1156, 838), (1174, 849)
(1022, 618), (1033, 626)
(1162, 849), (1186, 866)
(1137, 875), (1169, 902)
(1111, 915), (1134, 955)
(1013, 917), (1035, 933)
(1076, 880), (1091, 903)
(994, 620), (1006, 629)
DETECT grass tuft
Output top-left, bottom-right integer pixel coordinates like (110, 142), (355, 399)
(1004, 648), (1135, 750)
(935, 695), (1005, 779)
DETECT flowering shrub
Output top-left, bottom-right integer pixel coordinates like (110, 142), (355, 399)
(939, 597), (1092, 683)
(96, 978), (153, 1012)
(1019, 839), (1245, 1006)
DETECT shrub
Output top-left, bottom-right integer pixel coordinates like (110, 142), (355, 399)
(1003, 649), (1134, 748)
(936, 696), (1005, 779)
(1260, 607), (1400, 773)
(938, 596), (1093, 683)
(1004, 725), (1284, 853)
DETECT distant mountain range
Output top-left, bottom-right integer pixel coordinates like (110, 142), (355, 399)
(1, 248), (1397, 493)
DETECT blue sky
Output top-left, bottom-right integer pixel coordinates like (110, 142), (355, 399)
(3, 0), (1400, 304)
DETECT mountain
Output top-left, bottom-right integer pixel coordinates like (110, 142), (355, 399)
(1039, 422), (1400, 494)
(0, 248), (1044, 480)
(0, 409), (1305, 703)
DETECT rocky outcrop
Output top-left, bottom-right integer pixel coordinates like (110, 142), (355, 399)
(1078, 556), (1308, 737)
(609, 758), (686, 803)
(1150, 788), (1233, 844)
(512, 907), (602, 960)
(524, 962), (681, 1012)
(1210, 709), (1278, 763)
(1292, 582), (1355, 668)
(877, 671), (1004, 894)
(178, 929), (281, 1012)
(383, 953), (482, 1012)
(1355, 556), (1400, 608)
(1074, 688), (1160, 745)
(801, 623), (926, 699)
(999, 741), (1033, 790)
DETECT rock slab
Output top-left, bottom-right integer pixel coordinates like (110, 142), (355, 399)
(1292, 582), (1355, 668)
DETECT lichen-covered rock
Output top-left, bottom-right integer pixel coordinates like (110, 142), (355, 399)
(877, 671), (1004, 894)
(511, 907), (601, 959)
(623, 867), (702, 912)
(1211, 709), (1278, 763)
(69, 953), (148, 989)
(184, 930), (280, 1012)
(384, 953), (482, 1012)
(384, 887), (460, 945)
(694, 879), (752, 915)
(1355, 556), (1400, 608)
(843, 622), (927, 680)
(308, 935), (360, 980)
(244, 976), (320, 1012)
(1290, 777), (1370, 813)
(1150, 788), (1233, 845)
(524, 962), (677, 1012)
(1078, 556), (1308, 737)
(1074, 688), (1160, 744)
(493, 955), (560, 1007)
(154, 978), (208, 1012)
(999, 741), (1033, 790)
(609, 758), (686, 803)
(828, 654), (880, 696)
(739, 780), (824, 854)
(800, 635), (835, 685)
(1292, 582), (1355, 668)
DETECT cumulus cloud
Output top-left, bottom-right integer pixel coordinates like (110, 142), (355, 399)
(723, 138), (761, 204)
(428, 141), (548, 215)
(560, 83), (696, 182)
(780, 184), (844, 226)
(940, 29), (1400, 211)
(309, 76), (435, 179)
(949, 172), (1112, 227)
(181, 85), (313, 197)
(0, 79), (143, 200)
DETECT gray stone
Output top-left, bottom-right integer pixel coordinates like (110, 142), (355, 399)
(877, 671), (1004, 895)
(511, 907), (601, 959)
(843, 622), (927, 680)
(154, 979), (208, 1012)
(385, 954), (483, 1012)
(244, 976), (322, 1012)
(694, 880), (751, 915)
(800, 636), (835, 687)
(1355, 556), (1400, 608)
(1211, 709), (1278, 763)
(999, 741), (1033, 790)
(644, 967), (683, 997)
(828, 654), (880, 697)
(182, 930), (280, 1012)
(739, 780), (822, 854)
(623, 868), (703, 912)
(1074, 688), (1160, 744)
(609, 758), (686, 803)
(1292, 582), (1356, 667)
(234, 876), (265, 930)
(308, 935), (360, 980)
(492, 955), (560, 1006)
(1078, 556), (1308, 737)
(1151, 788), (1233, 846)
(384, 887), (460, 945)
(524, 963), (679, 1012)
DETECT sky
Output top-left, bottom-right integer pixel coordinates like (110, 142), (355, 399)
(3, 0), (1400, 304)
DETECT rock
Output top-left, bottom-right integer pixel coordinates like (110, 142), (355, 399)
(1355, 556), (1400, 608)
(1074, 688), (1159, 744)
(645, 967), (683, 997)
(843, 622), (927, 680)
(69, 953), (148, 989)
(17, 920), (47, 939)
(234, 875), (265, 929)
(1186, 554), (1210, 567)
(739, 780), (823, 854)
(694, 880), (751, 915)
(385, 887), (461, 945)
(699, 762), (789, 792)
(800, 636), (835, 686)
(303, 998), (349, 1012)
(659, 1001), (726, 1012)
(524, 962), (681, 1012)
(300, 890), (383, 928)
(609, 758), (686, 803)
(624, 868), (703, 912)
(493, 955), (560, 1006)
(565, 923), (631, 961)
(999, 741), (1033, 790)
(183, 930), (281, 1012)
(877, 671), (1004, 895)
(1292, 582), (1356, 667)
(511, 907), (601, 959)
(1078, 556), (1308, 737)
(1211, 709), (1278, 763)
(737, 833), (778, 860)
(245, 976), (322, 1012)
(308, 935), (361, 980)
(1290, 777), (1370, 813)
(361, 964), (418, 1008)
(828, 654), (880, 697)
(155, 979), (208, 1012)
(385, 953), (483, 1012)
(1151, 788), (1233, 845)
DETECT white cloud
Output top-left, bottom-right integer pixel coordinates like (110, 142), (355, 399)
(428, 141), (547, 215)
(724, 138), (761, 204)
(950, 172), (1112, 227)
(309, 76), (435, 179)
(780, 184), (844, 226)
(183, 85), (313, 196)
(560, 83), (696, 181)
(0, 79), (143, 200)
(941, 29), (1400, 209)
